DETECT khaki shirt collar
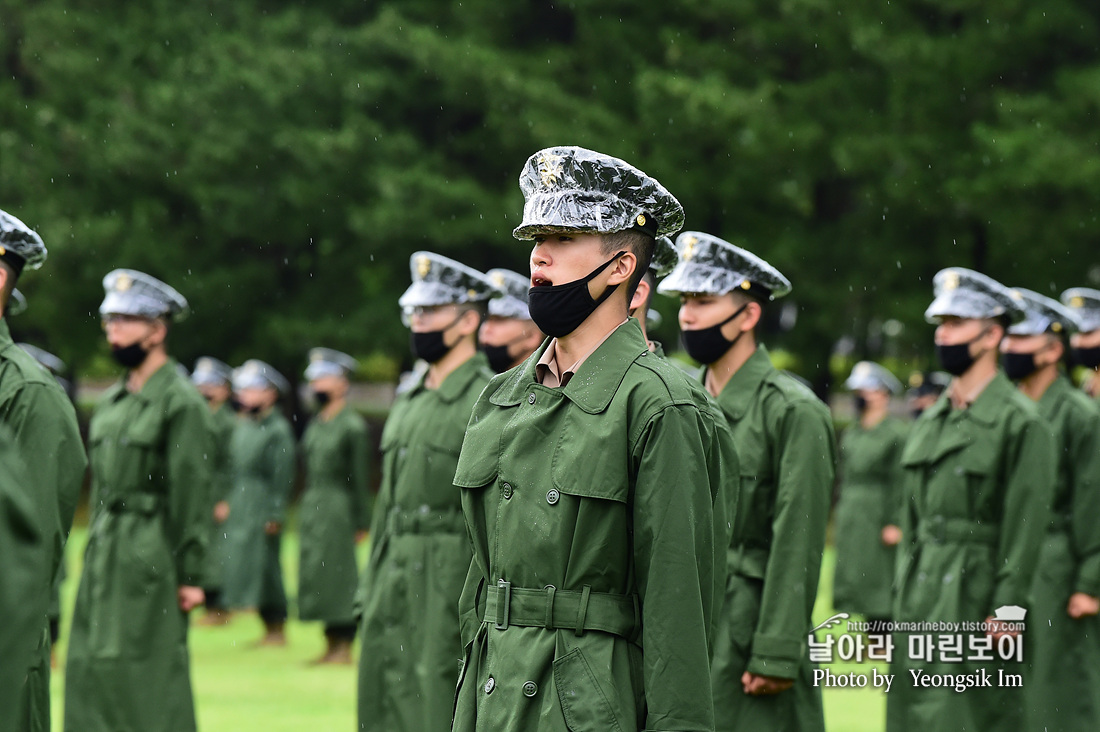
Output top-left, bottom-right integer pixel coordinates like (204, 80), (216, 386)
(535, 319), (627, 388)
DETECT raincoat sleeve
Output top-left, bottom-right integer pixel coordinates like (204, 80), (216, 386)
(885, 422), (909, 529)
(748, 400), (835, 680)
(5, 383), (85, 576)
(347, 416), (372, 531)
(1067, 406), (1100, 597)
(264, 421), (297, 525)
(165, 394), (214, 586)
(631, 403), (718, 730)
(991, 414), (1055, 610)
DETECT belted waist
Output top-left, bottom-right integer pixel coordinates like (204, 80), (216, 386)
(106, 493), (161, 516)
(386, 506), (465, 535)
(485, 581), (641, 643)
(917, 515), (997, 545)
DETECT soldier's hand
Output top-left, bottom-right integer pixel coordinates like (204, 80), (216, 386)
(1067, 592), (1100, 619)
(213, 500), (230, 523)
(264, 521), (282, 536)
(881, 524), (902, 546)
(178, 585), (205, 612)
(355, 530), (369, 544)
(741, 672), (794, 696)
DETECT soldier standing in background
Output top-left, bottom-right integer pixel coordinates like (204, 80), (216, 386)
(1062, 288), (1100, 399)
(887, 268), (1055, 732)
(223, 359), (296, 646)
(832, 361), (908, 634)
(658, 231), (836, 732)
(298, 348), (370, 665)
(65, 269), (211, 732)
(999, 288), (1100, 731)
(191, 357), (238, 626)
(0, 209), (86, 732)
(357, 252), (495, 732)
(479, 268), (544, 373)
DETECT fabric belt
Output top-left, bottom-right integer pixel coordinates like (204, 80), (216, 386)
(106, 494), (161, 516)
(484, 581), (641, 643)
(917, 515), (997, 545)
(386, 506), (465, 535)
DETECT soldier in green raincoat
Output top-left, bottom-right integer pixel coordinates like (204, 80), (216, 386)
(299, 347), (370, 664)
(833, 361), (908, 628)
(1063, 288), (1100, 400)
(223, 359), (296, 645)
(191, 357), (238, 625)
(0, 210), (86, 732)
(658, 231), (836, 732)
(887, 268), (1055, 732)
(453, 147), (732, 732)
(0, 425), (48, 732)
(479, 268), (544, 373)
(999, 288), (1100, 731)
(65, 269), (212, 732)
(357, 252), (496, 732)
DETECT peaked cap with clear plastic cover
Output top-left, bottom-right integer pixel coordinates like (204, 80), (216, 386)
(0, 209), (47, 275)
(657, 231), (791, 300)
(1061, 287), (1100, 333)
(650, 236), (678, 278)
(1006, 287), (1080, 336)
(17, 343), (66, 376)
(923, 267), (1024, 324)
(845, 361), (902, 394)
(232, 359), (289, 393)
(304, 347), (359, 380)
(513, 146), (685, 240)
(486, 269), (532, 320)
(8, 288), (27, 316)
(100, 269), (189, 321)
(192, 357), (233, 387)
(398, 252), (497, 310)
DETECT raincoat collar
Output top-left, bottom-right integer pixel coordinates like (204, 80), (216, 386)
(709, 345), (774, 419)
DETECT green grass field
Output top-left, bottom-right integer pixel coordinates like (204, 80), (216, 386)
(49, 525), (886, 732)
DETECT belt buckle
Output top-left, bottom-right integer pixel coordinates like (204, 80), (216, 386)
(495, 580), (511, 630)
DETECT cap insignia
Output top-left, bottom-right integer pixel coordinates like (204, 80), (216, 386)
(116, 273), (132, 292)
(467, 288), (478, 299)
(416, 255), (431, 279)
(536, 152), (564, 188)
(682, 237), (697, 261)
(490, 272), (505, 288)
(942, 271), (959, 291)
(739, 280), (752, 290)
(1070, 296), (1084, 308)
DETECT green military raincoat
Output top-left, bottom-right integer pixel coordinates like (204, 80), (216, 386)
(887, 372), (1055, 732)
(452, 321), (730, 732)
(203, 402), (237, 596)
(357, 353), (492, 732)
(223, 410), (296, 610)
(1025, 375), (1100, 731)
(65, 361), (212, 732)
(832, 416), (908, 620)
(299, 405), (370, 624)
(0, 319), (86, 732)
(706, 345), (836, 732)
(0, 427), (48, 732)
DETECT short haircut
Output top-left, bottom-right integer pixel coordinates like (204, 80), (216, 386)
(600, 228), (653, 302)
(458, 301), (489, 325)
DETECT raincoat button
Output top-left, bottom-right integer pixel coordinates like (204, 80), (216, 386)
(522, 681), (538, 697)
(484, 677), (496, 694)
(546, 489), (560, 505)
(528, 393), (536, 405)
(502, 482), (513, 499)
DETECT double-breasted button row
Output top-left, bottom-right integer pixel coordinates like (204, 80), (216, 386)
(482, 677), (538, 697)
(546, 489), (560, 505)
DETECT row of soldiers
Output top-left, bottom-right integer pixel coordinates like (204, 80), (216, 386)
(2, 141), (1100, 732)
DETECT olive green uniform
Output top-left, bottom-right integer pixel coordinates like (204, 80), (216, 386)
(223, 410), (296, 612)
(65, 361), (212, 732)
(833, 416), (909, 620)
(0, 319), (86, 731)
(887, 372), (1055, 732)
(357, 353), (492, 732)
(299, 405), (370, 625)
(452, 321), (730, 732)
(0, 426), (48, 732)
(1026, 375), (1100, 731)
(203, 401), (237, 598)
(707, 345), (836, 732)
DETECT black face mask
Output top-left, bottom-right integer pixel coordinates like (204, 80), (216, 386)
(481, 343), (515, 374)
(410, 313), (463, 364)
(527, 251), (626, 338)
(911, 408), (925, 420)
(680, 304), (748, 365)
(110, 342), (149, 369)
(1001, 351), (1039, 381)
(1071, 346), (1100, 370)
(935, 328), (990, 376)
(313, 390), (332, 408)
(245, 405), (263, 418)
(853, 394), (869, 415)
(228, 396), (243, 413)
